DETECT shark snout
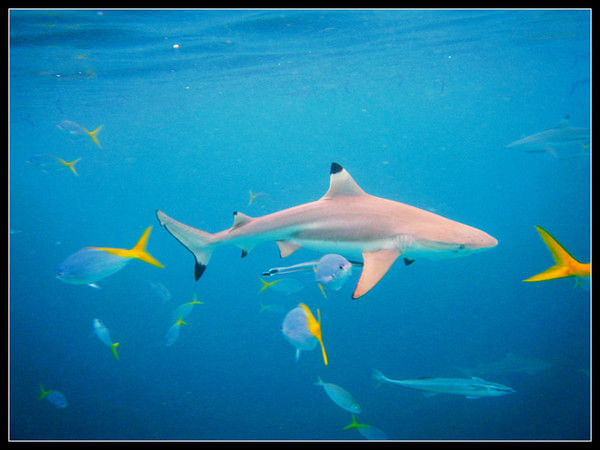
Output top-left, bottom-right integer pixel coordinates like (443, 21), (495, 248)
(466, 229), (498, 250)
(479, 232), (498, 249)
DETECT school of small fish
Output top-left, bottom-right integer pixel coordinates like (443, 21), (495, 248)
(26, 120), (589, 441)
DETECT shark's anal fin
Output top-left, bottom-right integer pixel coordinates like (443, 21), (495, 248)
(352, 249), (400, 299)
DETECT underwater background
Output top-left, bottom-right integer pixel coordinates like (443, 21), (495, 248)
(9, 9), (590, 440)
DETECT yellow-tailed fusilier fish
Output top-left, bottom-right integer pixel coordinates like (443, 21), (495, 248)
(524, 225), (590, 287)
(258, 277), (304, 295)
(165, 314), (187, 347)
(57, 119), (103, 148)
(344, 415), (388, 441)
(281, 303), (328, 365)
(26, 153), (81, 176)
(314, 375), (361, 414)
(170, 293), (204, 323)
(56, 226), (163, 288)
(93, 318), (120, 361)
(39, 384), (68, 408)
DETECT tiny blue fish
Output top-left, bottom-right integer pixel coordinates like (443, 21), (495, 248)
(57, 119), (103, 148)
(39, 385), (67, 408)
(314, 375), (361, 414)
(314, 254), (354, 291)
(26, 153), (81, 176)
(165, 314), (187, 347)
(93, 318), (120, 361)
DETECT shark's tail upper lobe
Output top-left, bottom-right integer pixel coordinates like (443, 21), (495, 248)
(156, 210), (215, 280)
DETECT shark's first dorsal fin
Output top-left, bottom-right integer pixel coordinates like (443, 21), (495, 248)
(321, 162), (367, 200)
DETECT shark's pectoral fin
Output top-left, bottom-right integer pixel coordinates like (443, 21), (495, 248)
(352, 249), (400, 299)
(276, 241), (302, 258)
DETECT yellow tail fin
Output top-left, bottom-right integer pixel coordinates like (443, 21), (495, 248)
(50, 154), (81, 176)
(524, 225), (590, 282)
(258, 277), (280, 294)
(39, 384), (50, 400)
(93, 226), (164, 268)
(111, 342), (120, 361)
(129, 226), (164, 267)
(174, 314), (187, 326)
(299, 303), (328, 366)
(84, 124), (103, 148)
(60, 157), (81, 176)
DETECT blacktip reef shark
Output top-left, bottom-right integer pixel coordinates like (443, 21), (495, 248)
(156, 163), (497, 299)
(506, 117), (590, 158)
(373, 369), (515, 399)
(524, 225), (590, 286)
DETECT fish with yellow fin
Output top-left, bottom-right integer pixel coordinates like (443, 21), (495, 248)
(26, 153), (81, 176)
(93, 318), (120, 361)
(524, 225), (590, 287)
(56, 226), (163, 288)
(344, 415), (388, 440)
(57, 120), (103, 148)
(166, 314), (187, 346)
(39, 384), (67, 408)
(281, 303), (328, 365)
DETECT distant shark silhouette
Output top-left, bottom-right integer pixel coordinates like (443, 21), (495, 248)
(156, 163), (497, 299)
(507, 117), (590, 158)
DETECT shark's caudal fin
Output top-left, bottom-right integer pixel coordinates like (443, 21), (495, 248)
(372, 369), (389, 385)
(524, 225), (590, 282)
(92, 226), (164, 268)
(156, 210), (214, 280)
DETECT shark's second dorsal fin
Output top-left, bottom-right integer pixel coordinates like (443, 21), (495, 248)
(232, 211), (253, 230)
(320, 162), (367, 200)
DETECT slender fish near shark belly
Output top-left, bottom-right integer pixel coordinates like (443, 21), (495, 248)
(156, 162), (497, 299)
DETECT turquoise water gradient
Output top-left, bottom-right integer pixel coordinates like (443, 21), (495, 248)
(10, 9), (590, 440)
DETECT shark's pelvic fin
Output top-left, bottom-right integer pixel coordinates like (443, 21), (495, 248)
(353, 249), (400, 299)
(524, 225), (590, 282)
(276, 240), (302, 258)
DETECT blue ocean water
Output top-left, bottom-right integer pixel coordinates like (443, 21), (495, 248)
(9, 9), (590, 441)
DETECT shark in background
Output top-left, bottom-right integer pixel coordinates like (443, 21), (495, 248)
(455, 352), (553, 378)
(506, 116), (590, 158)
(373, 369), (515, 399)
(156, 163), (497, 299)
